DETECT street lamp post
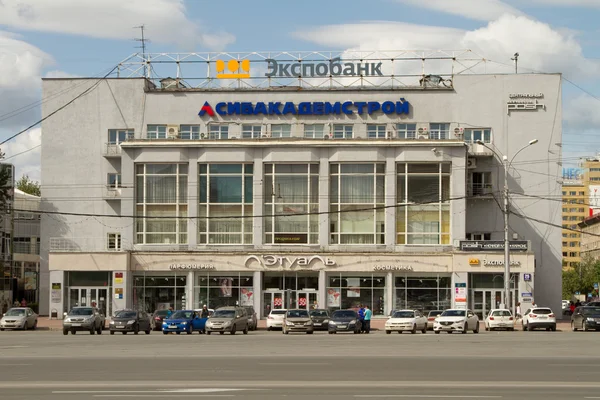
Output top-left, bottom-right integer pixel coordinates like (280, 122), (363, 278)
(475, 139), (538, 311)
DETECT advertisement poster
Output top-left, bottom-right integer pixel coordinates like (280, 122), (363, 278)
(327, 288), (341, 307)
(51, 283), (61, 303)
(590, 185), (600, 215)
(454, 283), (467, 304)
(347, 278), (360, 298)
(24, 272), (36, 291)
(240, 288), (253, 306)
(220, 278), (233, 297)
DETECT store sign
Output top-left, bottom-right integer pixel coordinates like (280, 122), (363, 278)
(454, 283), (467, 304)
(507, 93), (545, 114)
(168, 263), (216, 270)
(468, 258), (480, 266)
(244, 255), (336, 270)
(51, 283), (61, 304)
(373, 265), (413, 271)
(265, 58), (383, 78)
(459, 240), (529, 252)
(524, 273), (532, 282)
(483, 260), (521, 267)
(274, 234), (308, 244)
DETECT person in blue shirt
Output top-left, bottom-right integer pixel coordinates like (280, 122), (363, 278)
(363, 305), (372, 334)
(358, 305), (365, 333)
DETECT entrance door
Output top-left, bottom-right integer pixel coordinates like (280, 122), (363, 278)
(297, 291), (318, 310)
(263, 291), (285, 317)
(473, 289), (504, 320)
(68, 288), (109, 317)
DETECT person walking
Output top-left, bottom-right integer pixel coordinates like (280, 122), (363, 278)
(358, 304), (365, 333)
(200, 305), (209, 318)
(515, 302), (522, 320)
(363, 305), (372, 334)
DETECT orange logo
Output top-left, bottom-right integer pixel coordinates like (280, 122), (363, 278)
(216, 59), (250, 79)
(469, 258), (480, 265)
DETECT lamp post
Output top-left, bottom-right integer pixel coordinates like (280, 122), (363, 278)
(475, 139), (538, 311)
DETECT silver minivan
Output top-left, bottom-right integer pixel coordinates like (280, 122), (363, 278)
(205, 307), (248, 335)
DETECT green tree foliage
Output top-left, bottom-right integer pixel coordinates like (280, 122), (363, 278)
(0, 152), (12, 214)
(563, 255), (600, 299)
(16, 174), (40, 197)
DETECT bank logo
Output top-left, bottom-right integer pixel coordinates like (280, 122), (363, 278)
(198, 101), (215, 117)
(216, 59), (250, 79)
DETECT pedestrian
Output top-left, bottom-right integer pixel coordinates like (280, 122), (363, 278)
(20, 298), (27, 307)
(569, 301), (575, 315)
(575, 300), (581, 307)
(363, 305), (372, 334)
(358, 304), (365, 333)
(200, 305), (209, 318)
(13, 300), (19, 308)
(516, 302), (521, 320)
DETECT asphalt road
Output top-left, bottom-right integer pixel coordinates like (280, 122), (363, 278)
(1, 329), (599, 399)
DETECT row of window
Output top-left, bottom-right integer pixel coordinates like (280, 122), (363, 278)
(563, 233), (580, 238)
(562, 241), (580, 248)
(563, 216), (584, 221)
(562, 251), (579, 258)
(562, 207), (586, 213)
(563, 191), (586, 196)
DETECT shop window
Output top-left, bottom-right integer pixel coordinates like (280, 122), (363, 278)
(326, 274), (386, 316)
(394, 274), (451, 312)
(133, 273), (187, 313)
(193, 272), (254, 310)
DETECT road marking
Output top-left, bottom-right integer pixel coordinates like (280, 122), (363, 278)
(94, 396), (234, 398)
(354, 396), (502, 399)
(259, 362), (330, 366)
(0, 346), (27, 349)
(54, 389), (246, 394)
(0, 363), (32, 366)
(550, 364), (596, 367)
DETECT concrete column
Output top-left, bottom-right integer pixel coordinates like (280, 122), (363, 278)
(319, 151), (330, 248)
(186, 271), (194, 309)
(48, 270), (64, 319)
(253, 151), (264, 248)
(253, 271), (262, 319)
(318, 270), (327, 309)
(112, 270), (127, 313)
(385, 150), (396, 250)
(385, 272), (394, 316)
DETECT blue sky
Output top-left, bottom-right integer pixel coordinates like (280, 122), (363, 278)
(1, 0), (599, 180)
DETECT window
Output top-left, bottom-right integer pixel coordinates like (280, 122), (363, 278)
(562, 216), (568, 221)
(562, 241), (567, 247)
(569, 208), (578, 212)
(108, 129), (133, 144)
(397, 163), (451, 245)
(367, 124), (386, 139)
(135, 164), (188, 244)
(327, 274), (387, 316)
(107, 233), (122, 251)
(562, 233), (568, 238)
(396, 123), (417, 139)
(429, 123), (449, 140)
(464, 129), (491, 144)
(579, 191), (585, 196)
(570, 191), (577, 195)
(304, 124), (325, 138)
(147, 125), (167, 139)
(209, 124), (228, 139)
(569, 252), (578, 257)
(562, 207), (567, 212)
(330, 163), (385, 245)
(198, 164), (253, 245)
(569, 241), (578, 247)
(242, 124), (262, 139)
(579, 208), (585, 212)
(264, 164), (319, 245)
(469, 172), (492, 196)
(271, 124), (291, 138)
(394, 275), (451, 313)
(332, 124), (353, 139)
(562, 191), (567, 196)
(194, 273), (254, 310)
(107, 173), (121, 189)
(467, 233), (491, 241)
(180, 125), (200, 140)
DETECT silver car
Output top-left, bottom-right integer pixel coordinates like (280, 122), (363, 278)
(63, 307), (105, 335)
(205, 307), (248, 335)
(0, 307), (38, 331)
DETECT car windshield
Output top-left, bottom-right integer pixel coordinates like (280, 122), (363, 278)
(582, 307), (600, 315)
(428, 311), (443, 317)
(115, 311), (137, 319)
(392, 311), (415, 318)
(332, 310), (356, 319)
(69, 308), (93, 316)
(492, 310), (512, 317)
(287, 310), (309, 318)
(5, 309), (25, 316)
(310, 310), (329, 317)
(155, 310), (170, 317)
(213, 310), (235, 318)
(171, 311), (193, 319)
(271, 310), (286, 315)
(533, 308), (552, 315)
(441, 310), (466, 317)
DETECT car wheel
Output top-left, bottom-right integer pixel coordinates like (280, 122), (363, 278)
(485, 325), (489, 331)
(145, 329), (151, 335)
(386, 330), (391, 335)
(267, 327), (271, 331)
(134, 325), (139, 335)
(62, 329), (68, 335)
(551, 325), (557, 332)
(231, 326), (236, 335)
(584, 322), (589, 332)
(307, 331), (313, 334)
(186, 325), (192, 335)
(90, 327), (95, 335)
(243, 326), (248, 335)
(572, 321), (577, 331)
(434, 330), (440, 334)
(328, 331), (333, 334)
(110, 331), (114, 335)
(206, 331), (211, 335)
(122, 332), (127, 335)
(462, 325), (467, 334)
(473, 323), (479, 334)
(421, 326), (427, 334)
(411, 324), (417, 334)
(71, 330), (76, 335)
(32, 321), (37, 330)
(176, 331), (180, 335)
(96, 325), (102, 335)
(163, 331), (168, 335)
(219, 331), (224, 335)
(522, 323), (527, 331)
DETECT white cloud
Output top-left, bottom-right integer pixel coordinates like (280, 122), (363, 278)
(529, 0), (600, 7)
(2, 128), (41, 182)
(563, 95), (600, 133)
(395, 0), (524, 21)
(44, 70), (80, 79)
(0, 0), (235, 50)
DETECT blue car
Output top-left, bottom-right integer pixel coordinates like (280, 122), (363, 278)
(162, 310), (207, 335)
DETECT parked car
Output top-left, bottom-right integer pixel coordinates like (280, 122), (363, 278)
(484, 309), (515, 331)
(328, 310), (362, 334)
(205, 307), (248, 335)
(309, 309), (330, 330)
(0, 307), (38, 331)
(426, 310), (444, 330)
(586, 301), (600, 307)
(109, 310), (152, 335)
(162, 310), (207, 335)
(283, 309), (314, 334)
(385, 309), (427, 334)
(433, 309), (479, 334)
(571, 306), (600, 331)
(266, 309), (287, 331)
(151, 309), (171, 331)
(63, 307), (104, 335)
(244, 306), (258, 331)
(522, 307), (556, 331)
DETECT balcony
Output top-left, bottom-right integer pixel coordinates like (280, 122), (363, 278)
(49, 237), (131, 252)
(103, 143), (122, 158)
(467, 142), (494, 157)
(468, 183), (494, 197)
(13, 241), (40, 255)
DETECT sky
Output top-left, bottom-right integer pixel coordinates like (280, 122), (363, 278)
(1, 0), (599, 182)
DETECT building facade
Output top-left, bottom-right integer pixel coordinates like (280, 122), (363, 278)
(562, 180), (587, 269)
(579, 214), (600, 260)
(40, 52), (562, 319)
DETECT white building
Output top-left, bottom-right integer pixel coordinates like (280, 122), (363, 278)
(40, 51), (562, 319)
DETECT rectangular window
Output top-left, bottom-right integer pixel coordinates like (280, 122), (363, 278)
(397, 163), (451, 245)
(180, 125), (200, 140)
(429, 123), (449, 140)
(464, 129), (491, 144)
(198, 163), (253, 245)
(332, 124), (353, 139)
(147, 125), (167, 139)
(367, 124), (387, 139)
(271, 124), (291, 138)
(209, 124), (229, 140)
(107, 233), (122, 251)
(107, 173), (121, 189)
(242, 124), (262, 139)
(264, 164), (319, 245)
(466, 233), (491, 241)
(579, 191), (585, 196)
(570, 191), (576, 195)
(108, 129), (133, 144)
(135, 163), (188, 244)
(469, 172), (492, 196)
(396, 123), (417, 139)
(330, 163), (385, 245)
(304, 124), (325, 139)
(327, 274), (387, 316)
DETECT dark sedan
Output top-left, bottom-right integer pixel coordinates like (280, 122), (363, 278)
(110, 310), (151, 335)
(151, 310), (171, 331)
(309, 309), (330, 330)
(571, 306), (600, 332)
(328, 310), (361, 334)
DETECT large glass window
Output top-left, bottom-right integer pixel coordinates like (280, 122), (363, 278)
(397, 163), (450, 245)
(147, 125), (167, 139)
(367, 124), (386, 139)
(394, 274), (451, 313)
(304, 124), (325, 139)
(180, 125), (200, 140)
(333, 124), (353, 139)
(209, 124), (229, 139)
(198, 163), (253, 245)
(429, 123), (449, 140)
(242, 124), (262, 139)
(330, 163), (385, 245)
(194, 273), (254, 309)
(135, 164), (188, 244)
(264, 164), (319, 245)
(327, 274), (386, 316)
(464, 129), (491, 144)
(108, 129), (133, 144)
(133, 273), (187, 313)
(271, 124), (291, 138)
(396, 124), (416, 139)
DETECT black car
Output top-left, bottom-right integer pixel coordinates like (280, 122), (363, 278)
(151, 309), (171, 331)
(571, 306), (600, 331)
(328, 310), (361, 334)
(309, 309), (330, 330)
(110, 310), (152, 335)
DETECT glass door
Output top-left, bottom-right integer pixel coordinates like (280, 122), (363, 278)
(297, 291), (318, 310)
(263, 291), (284, 317)
(68, 288), (109, 316)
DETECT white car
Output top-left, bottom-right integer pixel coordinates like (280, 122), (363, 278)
(484, 309), (515, 331)
(385, 309), (427, 334)
(266, 309), (287, 331)
(522, 307), (556, 331)
(433, 309), (479, 334)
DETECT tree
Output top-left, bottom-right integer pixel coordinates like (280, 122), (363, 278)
(16, 174), (40, 197)
(0, 152), (13, 213)
(563, 255), (600, 299)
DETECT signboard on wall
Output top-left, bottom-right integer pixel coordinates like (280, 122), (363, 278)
(240, 288), (253, 306)
(51, 283), (61, 303)
(327, 288), (340, 307)
(459, 241), (529, 252)
(24, 272), (36, 291)
(589, 185), (600, 215)
(454, 283), (467, 304)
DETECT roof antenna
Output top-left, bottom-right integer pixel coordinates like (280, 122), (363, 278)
(511, 52), (519, 74)
(134, 25), (150, 77)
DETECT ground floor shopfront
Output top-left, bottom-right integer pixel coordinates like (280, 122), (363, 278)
(48, 251), (535, 319)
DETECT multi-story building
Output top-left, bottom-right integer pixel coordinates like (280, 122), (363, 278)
(579, 214), (600, 260)
(561, 179), (587, 269)
(40, 51), (562, 319)
(583, 157), (600, 216)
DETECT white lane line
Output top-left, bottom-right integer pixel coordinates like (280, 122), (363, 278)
(0, 364), (32, 366)
(0, 346), (28, 349)
(259, 362), (330, 366)
(54, 389), (247, 394)
(550, 364), (596, 367)
(354, 396), (502, 399)
(94, 396), (234, 398)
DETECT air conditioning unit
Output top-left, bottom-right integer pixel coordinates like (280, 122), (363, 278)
(167, 125), (179, 139)
(386, 131), (395, 139)
(417, 126), (429, 140)
(323, 134), (332, 139)
(454, 127), (464, 138)
(200, 132), (208, 140)
(261, 132), (271, 138)
(467, 158), (477, 169)
(228, 135), (239, 139)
